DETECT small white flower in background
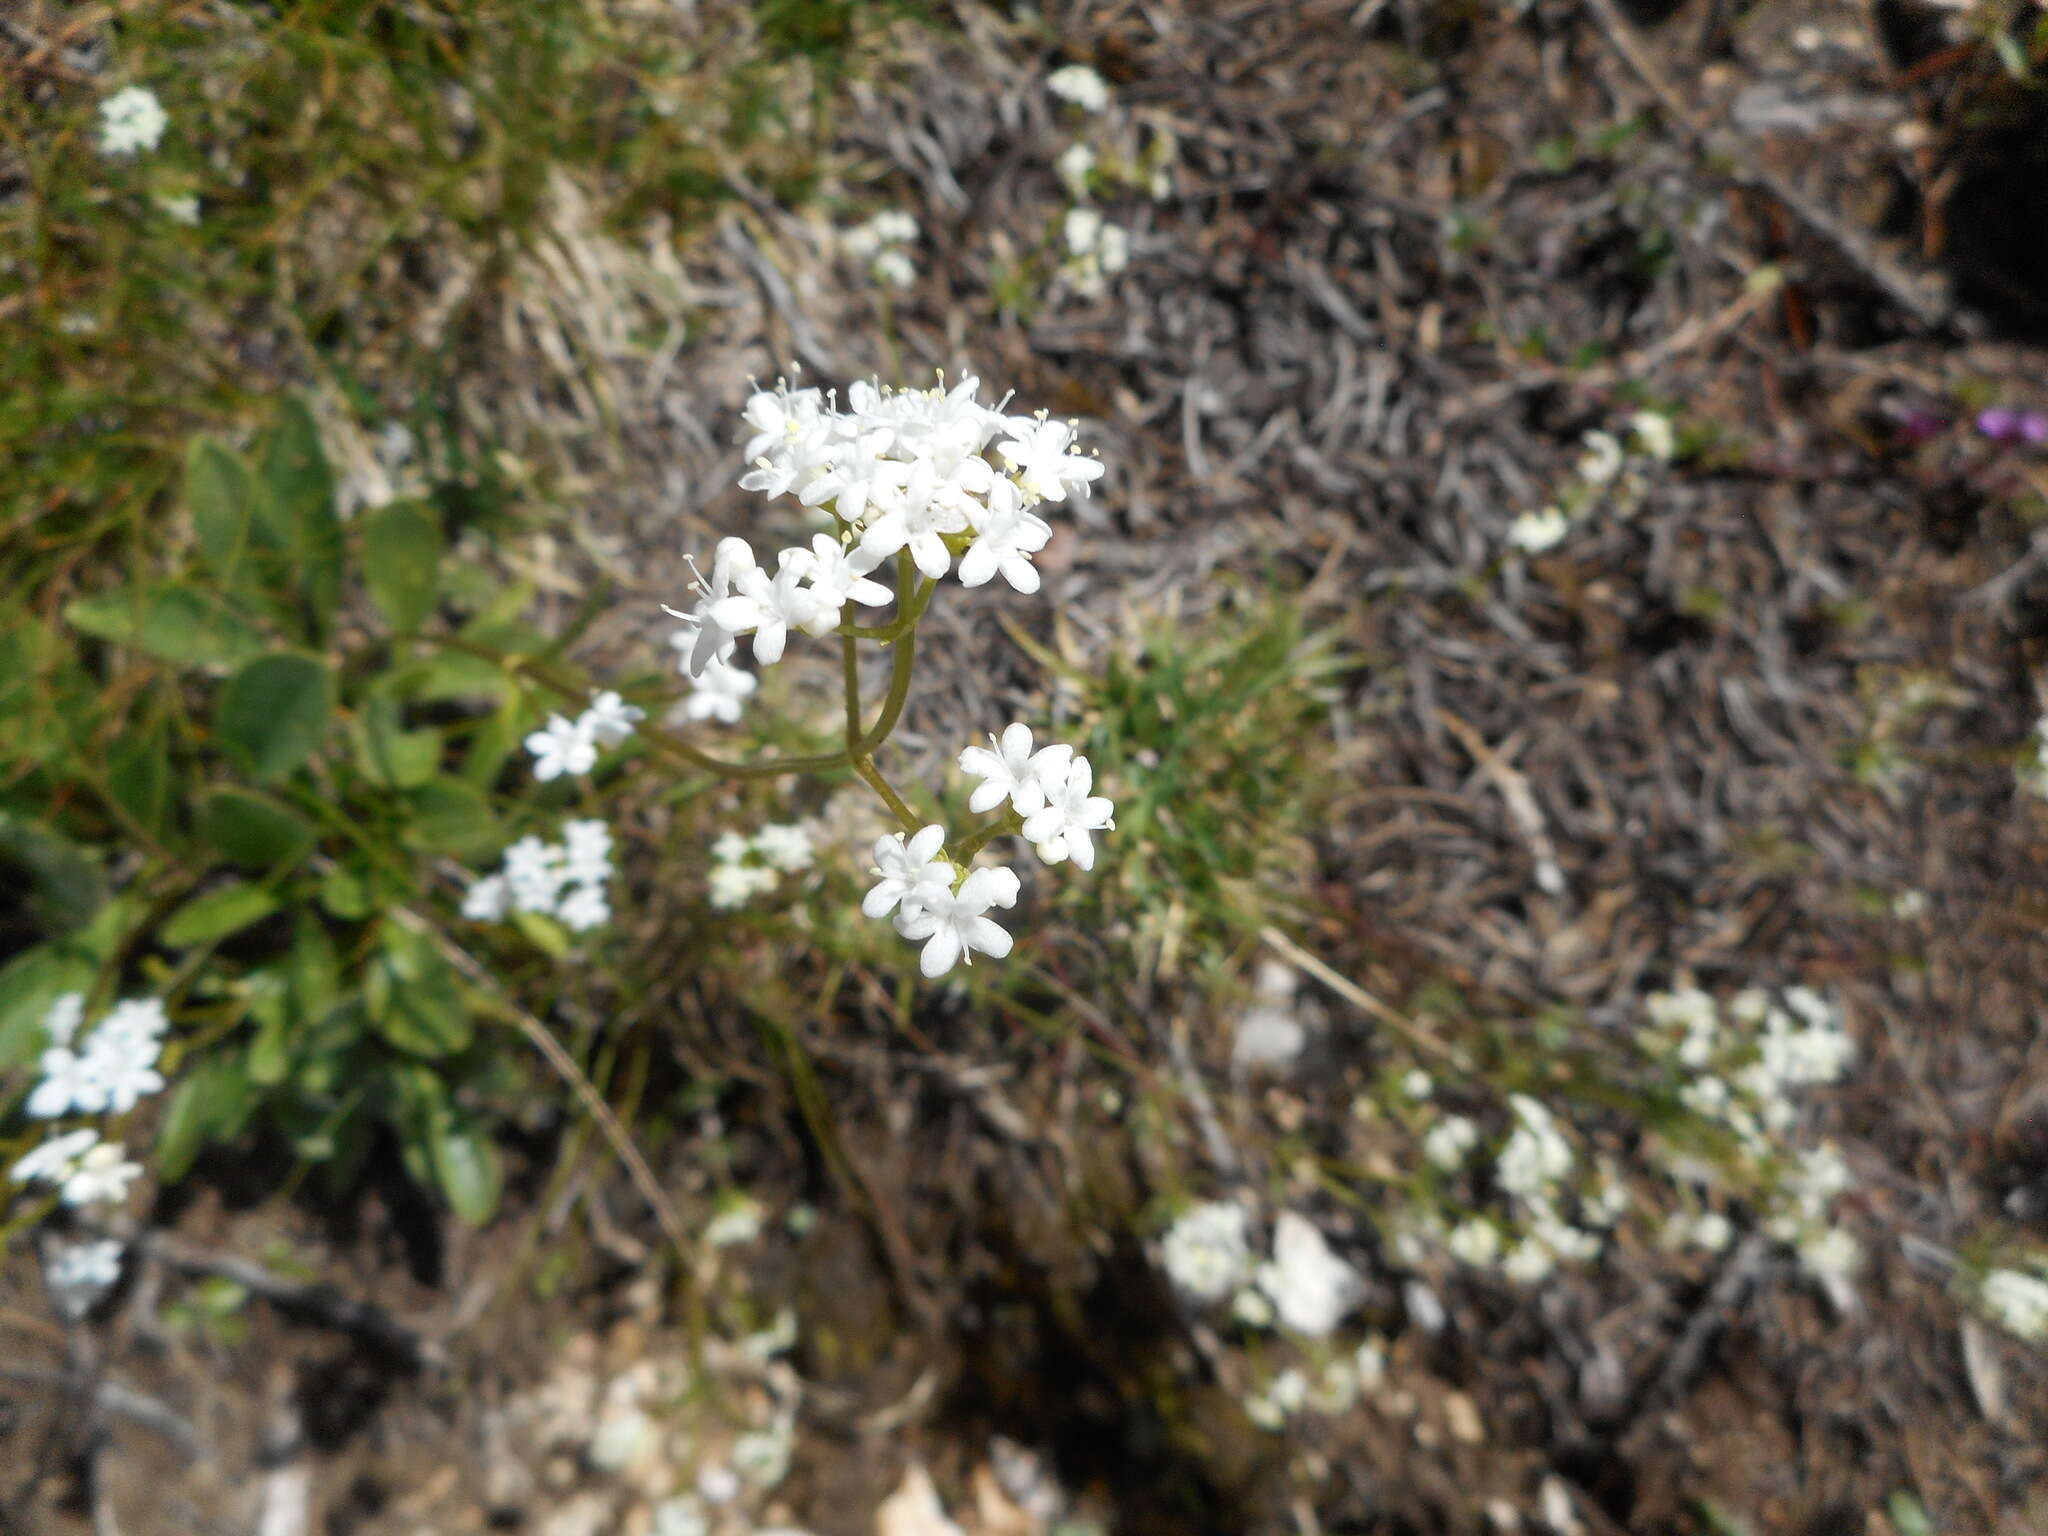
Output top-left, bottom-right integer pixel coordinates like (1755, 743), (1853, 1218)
(864, 825), (953, 921)
(1160, 1201), (1252, 1302)
(1630, 410), (1677, 461)
(582, 691), (644, 748)
(45, 1239), (124, 1316)
(1402, 1069), (1434, 1100)
(1056, 140), (1096, 197)
(98, 86), (167, 156)
(959, 723), (1070, 816)
(555, 884), (611, 933)
(1255, 1212), (1365, 1337)
(676, 653), (757, 724)
(61, 1143), (144, 1208)
(1576, 430), (1624, 486)
(696, 1463), (741, 1504)
(708, 859), (777, 910)
(1507, 507), (1569, 554)
(1244, 1366), (1309, 1430)
(1422, 1114), (1478, 1172)
(1230, 1286), (1275, 1328)
(27, 1044), (107, 1119)
(1795, 1226), (1861, 1284)
(525, 714), (596, 782)
(732, 1425), (793, 1489)
(841, 210), (920, 288)
(1497, 1095), (1573, 1199)
(561, 819), (615, 884)
(1020, 754), (1115, 870)
(43, 993), (85, 1049)
(1502, 1240), (1556, 1285)
(11, 1129), (102, 1188)
(504, 835), (566, 913)
(1981, 1268), (2048, 1340)
(712, 831), (752, 865)
(894, 866), (1018, 977)
(1059, 207), (1131, 296)
(705, 1195), (764, 1249)
(155, 192), (200, 225)
(461, 873), (510, 922)
(871, 248), (915, 289)
(1047, 63), (1112, 112)
(1231, 959), (1306, 1071)
(1448, 1219), (1501, 1267)
(653, 1499), (710, 1536)
(752, 823), (814, 873)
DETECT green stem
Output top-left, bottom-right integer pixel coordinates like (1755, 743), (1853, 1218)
(950, 808), (1023, 864)
(852, 753), (920, 833)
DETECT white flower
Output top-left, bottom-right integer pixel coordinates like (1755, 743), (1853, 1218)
(1630, 411), (1676, 462)
(98, 998), (168, 1048)
(712, 831), (752, 865)
(1255, 1213), (1364, 1337)
(1423, 1115), (1478, 1171)
(1160, 1201), (1251, 1302)
(1230, 1287), (1275, 1328)
(525, 714), (597, 781)
(732, 1427), (792, 1489)
(799, 533), (892, 630)
(1497, 1095), (1573, 1199)
(1502, 1241), (1556, 1284)
(1097, 224), (1130, 275)
(958, 723), (1070, 816)
(1056, 141), (1096, 197)
(678, 654), (757, 724)
(1796, 1227), (1861, 1281)
(1690, 1212), (1734, 1252)
(667, 537), (759, 678)
(27, 1045), (107, 1119)
(798, 432), (913, 526)
(43, 993), (86, 1049)
(1982, 1268), (2048, 1340)
(752, 823), (814, 873)
(871, 248), (916, 289)
(1508, 507), (1569, 554)
(1020, 754), (1114, 870)
(156, 192), (200, 225)
(864, 825), (954, 921)
(45, 1239), (124, 1317)
(461, 873), (510, 922)
(894, 866), (1017, 977)
(1448, 1219), (1501, 1267)
(556, 884), (611, 933)
(1402, 1070), (1434, 1100)
(88, 1031), (167, 1115)
(11, 1129), (101, 1187)
(1577, 430), (1624, 486)
(958, 480), (1052, 593)
(1065, 206), (1106, 258)
(504, 835), (568, 914)
(858, 460), (971, 580)
(581, 691), (644, 748)
(710, 545), (822, 666)
(561, 819), (615, 884)
(708, 861), (778, 910)
(98, 87), (168, 156)
(705, 1196), (764, 1248)
(998, 417), (1105, 503)
(653, 1499), (710, 1536)
(61, 1143), (144, 1208)
(1046, 63), (1112, 112)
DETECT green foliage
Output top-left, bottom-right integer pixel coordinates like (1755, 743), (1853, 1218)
(0, 398), (608, 1225)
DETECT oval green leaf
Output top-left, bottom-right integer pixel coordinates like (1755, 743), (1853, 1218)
(216, 653), (335, 784)
(197, 787), (315, 870)
(161, 882), (281, 947)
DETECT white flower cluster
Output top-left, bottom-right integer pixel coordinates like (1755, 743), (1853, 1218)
(1047, 63), (1113, 114)
(1403, 1092), (1611, 1285)
(464, 818), (616, 932)
(11, 993), (166, 1317)
(524, 690), (643, 782)
(1061, 207), (1130, 298)
(98, 86), (168, 157)
(26, 994), (167, 1120)
(1159, 1203), (1365, 1339)
(840, 209), (920, 290)
(1507, 411), (1676, 554)
(708, 824), (813, 910)
(1978, 1265), (2048, 1341)
(665, 375), (1115, 980)
(1641, 984), (1861, 1281)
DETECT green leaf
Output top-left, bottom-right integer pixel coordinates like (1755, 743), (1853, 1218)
(154, 1055), (258, 1182)
(459, 702), (519, 788)
(259, 397), (343, 638)
(186, 437), (262, 587)
(106, 723), (173, 839)
(161, 882), (280, 947)
(360, 501), (444, 634)
(429, 1112), (503, 1226)
(215, 653), (335, 784)
(197, 787), (315, 870)
(401, 778), (499, 861)
(0, 814), (106, 934)
(510, 910), (571, 959)
(1887, 1491), (1936, 1536)
(66, 584), (268, 670)
(365, 927), (471, 1057)
(318, 866), (374, 920)
(351, 689), (440, 788)
(288, 913), (339, 1023)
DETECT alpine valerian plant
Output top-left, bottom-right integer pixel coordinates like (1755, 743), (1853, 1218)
(645, 371), (1115, 978)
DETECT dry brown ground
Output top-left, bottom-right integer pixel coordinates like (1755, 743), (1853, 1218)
(10, 0), (2048, 1532)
